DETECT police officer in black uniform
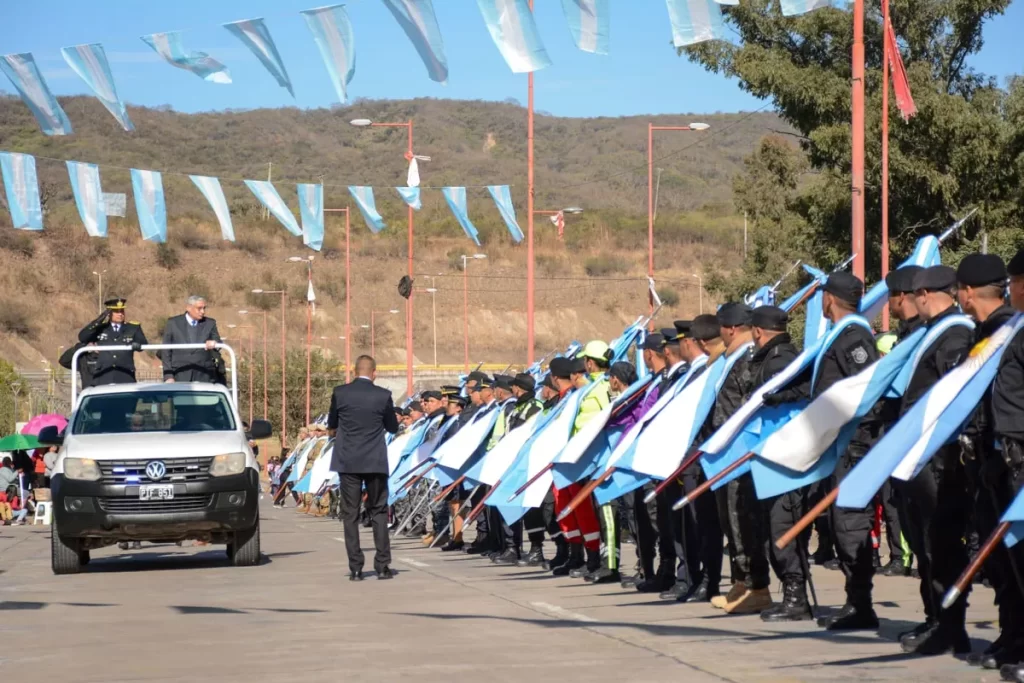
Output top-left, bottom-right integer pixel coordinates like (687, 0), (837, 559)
(894, 266), (975, 656)
(809, 272), (883, 631)
(979, 250), (1024, 677)
(77, 297), (148, 386)
(752, 306), (814, 621)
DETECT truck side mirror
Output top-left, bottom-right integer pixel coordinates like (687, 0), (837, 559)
(248, 419), (273, 440)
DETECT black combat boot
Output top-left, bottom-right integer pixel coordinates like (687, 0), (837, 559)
(571, 547), (600, 578)
(552, 543), (585, 576)
(517, 545), (546, 567)
(760, 580), (813, 622)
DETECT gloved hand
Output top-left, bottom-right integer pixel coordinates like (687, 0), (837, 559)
(761, 393), (783, 407)
(131, 342), (142, 352)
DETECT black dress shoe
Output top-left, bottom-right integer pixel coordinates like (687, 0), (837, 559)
(492, 549), (520, 565)
(620, 573), (643, 589)
(585, 568), (621, 584)
(659, 583), (688, 601)
(440, 540), (465, 552)
(817, 604), (879, 631)
(880, 558), (910, 577)
(517, 548), (546, 567)
(902, 626), (971, 656)
(349, 571), (364, 581)
(968, 634), (1009, 666)
(823, 559), (842, 571)
(898, 620), (936, 643)
(810, 550), (835, 565)
(463, 542), (489, 555)
(682, 581), (713, 604)
(636, 577), (673, 593)
(569, 565), (591, 579)
(999, 663), (1024, 681)
(377, 567), (395, 580)
(983, 639), (1024, 670)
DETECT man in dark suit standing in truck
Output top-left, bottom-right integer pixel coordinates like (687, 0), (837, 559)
(328, 355), (400, 581)
(161, 295), (222, 383)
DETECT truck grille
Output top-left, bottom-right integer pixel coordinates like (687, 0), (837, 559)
(97, 494), (212, 514)
(98, 458), (214, 485)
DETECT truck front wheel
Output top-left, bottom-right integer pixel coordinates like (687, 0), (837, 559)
(228, 516), (261, 567)
(51, 519), (83, 575)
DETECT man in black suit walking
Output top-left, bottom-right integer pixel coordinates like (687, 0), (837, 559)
(161, 295), (223, 383)
(328, 355), (400, 580)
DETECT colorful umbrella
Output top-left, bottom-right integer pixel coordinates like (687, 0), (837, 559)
(0, 433), (41, 451)
(21, 413), (67, 436)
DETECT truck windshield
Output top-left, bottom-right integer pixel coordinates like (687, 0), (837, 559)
(72, 391), (237, 435)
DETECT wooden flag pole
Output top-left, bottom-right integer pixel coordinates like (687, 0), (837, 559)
(672, 452), (755, 511)
(777, 488), (839, 550)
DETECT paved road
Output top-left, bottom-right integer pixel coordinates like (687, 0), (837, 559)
(0, 503), (1006, 682)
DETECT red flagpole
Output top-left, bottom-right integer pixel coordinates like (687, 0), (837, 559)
(881, 0), (891, 331)
(851, 0), (866, 281)
(526, 0), (536, 366)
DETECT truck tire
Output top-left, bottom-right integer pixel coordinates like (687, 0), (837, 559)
(228, 516), (260, 567)
(51, 521), (83, 575)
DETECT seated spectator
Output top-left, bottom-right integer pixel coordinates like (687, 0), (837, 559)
(0, 456), (16, 498)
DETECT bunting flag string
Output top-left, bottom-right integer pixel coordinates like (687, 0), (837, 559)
(223, 17), (295, 97)
(442, 187), (482, 246)
(395, 186), (422, 210)
(0, 152), (43, 231)
(60, 44), (134, 132)
(487, 185), (523, 243)
(244, 179), (301, 236)
(190, 175), (235, 242)
(664, 0), (729, 47)
(301, 4), (357, 104)
(560, 0), (610, 54)
(382, 0), (449, 84)
(348, 186), (386, 234)
(0, 53), (73, 136)
(298, 183), (324, 251)
(141, 31), (232, 84)
(130, 169), (168, 243)
(66, 160), (107, 237)
(476, 0), (552, 73)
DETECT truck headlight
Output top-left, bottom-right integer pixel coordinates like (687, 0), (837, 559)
(64, 458), (101, 481)
(210, 453), (247, 477)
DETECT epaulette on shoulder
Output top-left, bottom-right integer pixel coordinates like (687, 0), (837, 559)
(128, 320), (140, 325)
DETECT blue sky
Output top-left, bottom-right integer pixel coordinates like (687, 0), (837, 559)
(2, 0), (1021, 118)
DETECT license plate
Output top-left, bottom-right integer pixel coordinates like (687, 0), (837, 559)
(139, 485), (174, 501)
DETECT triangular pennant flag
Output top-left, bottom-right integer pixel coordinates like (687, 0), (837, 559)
(130, 169), (167, 244)
(298, 183), (324, 251)
(441, 187), (481, 246)
(0, 53), (72, 136)
(886, 20), (917, 121)
(476, 0), (552, 73)
(0, 152), (43, 230)
(348, 186), (386, 233)
(66, 161), (106, 237)
(395, 186), (422, 210)
(244, 180), (301, 236)
(382, 0), (449, 83)
(190, 175), (235, 241)
(301, 4), (356, 103)
(223, 17), (294, 96)
(60, 43), (134, 132)
(559, 0), (610, 54)
(486, 185), (523, 243)
(141, 31), (231, 83)
(407, 157), (420, 187)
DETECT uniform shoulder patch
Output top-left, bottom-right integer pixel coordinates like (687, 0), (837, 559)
(850, 345), (869, 365)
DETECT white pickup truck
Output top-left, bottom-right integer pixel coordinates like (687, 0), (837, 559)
(39, 343), (272, 575)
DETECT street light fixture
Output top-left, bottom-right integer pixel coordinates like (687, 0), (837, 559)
(91, 270), (107, 310)
(462, 253), (487, 372)
(239, 309), (268, 419)
(425, 286), (439, 367)
(287, 255), (316, 425)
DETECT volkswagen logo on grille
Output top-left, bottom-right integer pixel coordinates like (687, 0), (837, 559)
(145, 460), (167, 481)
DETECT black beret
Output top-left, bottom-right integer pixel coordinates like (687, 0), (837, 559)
(717, 302), (753, 327)
(408, 400), (423, 413)
(570, 357), (587, 374)
(549, 357), (573, 379)
(673, 320), (692, 337)
(823, 272), (864, 306)
(1009, 248), (1024, 277)
(609, 361), (638, 387)
(957, 253), (1007, 287)
(751, 305), (788, 331)
(690, 314), (721, 341)
(420, 390), (442, 401)
(513, 373), (536, 392)
(659, 327), (681, 344)
(640, 333), (665, 351)
(884, 265), (922, 295)
(912, 265), (956, 292)
(467, 371), (489, 384)
(494, 375), (514, 391)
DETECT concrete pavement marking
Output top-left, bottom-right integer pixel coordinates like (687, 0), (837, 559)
(530, 601), (598, 623)
(398, 557), (430, 568)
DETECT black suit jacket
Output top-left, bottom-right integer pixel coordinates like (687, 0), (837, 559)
(328, 378), (399, 474)
(161, 314), (222, 382)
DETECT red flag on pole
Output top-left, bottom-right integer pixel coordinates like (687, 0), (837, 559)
(886, 21), (917, 121)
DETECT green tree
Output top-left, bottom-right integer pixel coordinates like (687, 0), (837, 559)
(0, 359), (29, 434)
(682, 0), (1024, 281)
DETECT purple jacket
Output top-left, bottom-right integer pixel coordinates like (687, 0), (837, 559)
(607, 377), (664, 435)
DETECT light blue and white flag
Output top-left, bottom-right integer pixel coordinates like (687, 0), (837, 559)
(488, 185), (523, 243)
(745, 285), (775, 308)
(664, 0), (728, 47)
(0, 53), (72, 136)
(1002, 488), (1024, 549)
(442, 187), (482, 246)
(190, 175), (234, 241)
(0, 152), (42, 230)
(434, 405), (502, 477)
(298, 183), (324, 251)
(465, 412), (541, 487)
(476, 0), (552, 73)
(348, 186), (386, 233)
(861, 235), (941, 321)
(130, 169), (167, 244)
(781, 0), (830, 17)
(559, 0), (610, 54)
(395, 186), (422, 210)
(66, 161), (106, 237)
(245, 180), (301, 237)
(60, 44), (133, 132)
(223, 17), (294, 96)
(141, 32), (231, 84)
(382, 0), (449, 83)
(301, 4), (356, 103)
(837, 317), (1019, 508)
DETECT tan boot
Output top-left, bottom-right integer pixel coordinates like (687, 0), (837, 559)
(711, 581), (746, 609)
(725, 587), (774, 614)
(421, 533), (435, 546)
(450, 501), (465, 543)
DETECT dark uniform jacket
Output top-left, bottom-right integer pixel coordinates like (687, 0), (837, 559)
(709, 343), (755, 433)
(59, 342), (95, 388)
(161, 313), (222, 382)
(992, 318), (1024, 449)
(507, 392), (543, 431)
(749, 333), (803, 393)
(897, 316), (925, 342)
(963, 305), (1015, 477)
(900, 306), (974, 414)
(77, 313), (148, 386)
(811, 319), (881, 451)
(327, 377), (399, 474)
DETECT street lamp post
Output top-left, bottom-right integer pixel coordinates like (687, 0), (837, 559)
(228, 324), (255, 425)
(325, 207), (353, 381)
(239, 309), (269, 419)
(91, 270), (107, 310)
(461, 254), (487, 372)
(425, 283), (438, 368)
(351, 118), (416, 396)
(692, 273), (704, 315)
(288, 256), (315, 425)
(252, 289), (287, 447)
(648, 123), (710, 320)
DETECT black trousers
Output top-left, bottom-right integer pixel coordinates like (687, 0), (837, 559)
(879, 479), (904, 563)
(654, 479), (683, 582)
(682, 468), (723, 591)
(523, 507), (548, 548)
(831, 449), (876, 608)
(900, 445), (972, 628)
(714, 473), (771, 590)
(974, 458), (1024, 638)
(765, 488), (810, 584)
(339, 472), (391, 574)
(629, 483), (659, 578)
